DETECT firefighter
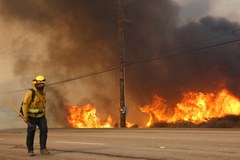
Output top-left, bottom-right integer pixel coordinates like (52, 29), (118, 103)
(22, 75), (50, 156)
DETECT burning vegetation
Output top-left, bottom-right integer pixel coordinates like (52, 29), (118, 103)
(67, 104), (137, 128)
(67, 88), (240, 128)
(140, 89), (240, 127)
(67, 104), (117, 128)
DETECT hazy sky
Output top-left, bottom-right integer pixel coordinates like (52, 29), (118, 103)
(175, 0), (240, 24)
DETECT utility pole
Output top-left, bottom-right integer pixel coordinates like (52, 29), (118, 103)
(117, 0), (126, 128)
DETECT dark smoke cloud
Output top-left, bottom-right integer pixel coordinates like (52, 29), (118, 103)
(1, 0), (240, 126)
(127, 15), (240, 107)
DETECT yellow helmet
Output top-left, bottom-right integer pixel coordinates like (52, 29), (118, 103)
(32, 75), (46, 84)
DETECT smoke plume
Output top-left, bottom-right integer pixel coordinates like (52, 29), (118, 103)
(0, 0), (240, 127)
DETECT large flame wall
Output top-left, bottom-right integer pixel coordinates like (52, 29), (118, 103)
(67, 89), (240, 128)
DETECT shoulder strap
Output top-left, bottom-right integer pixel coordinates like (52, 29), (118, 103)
(29, 89), (36, 104)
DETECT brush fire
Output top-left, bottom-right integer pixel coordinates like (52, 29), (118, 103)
(140, 89), (240, 127)
(67, 88), (240, 128)
(67, 104), (136, 128)
(67, 104), (116, 128)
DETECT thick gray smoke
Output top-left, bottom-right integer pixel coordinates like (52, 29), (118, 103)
(0, 0), (240, 127)
(127, 15), (240, 106)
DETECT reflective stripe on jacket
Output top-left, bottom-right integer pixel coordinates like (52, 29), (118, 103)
(28, 108), (45, 113)
(22, 87), (46, 118)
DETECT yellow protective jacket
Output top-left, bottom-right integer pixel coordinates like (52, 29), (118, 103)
(22, 87), (46, 118)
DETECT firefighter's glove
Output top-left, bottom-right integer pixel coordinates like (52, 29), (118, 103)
(23, 117), (28, 123)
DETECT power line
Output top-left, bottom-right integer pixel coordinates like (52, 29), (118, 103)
(168, 29), (240, 51)
(0, 65), (118, 95)
(1, 38), (239, 95)
(47, 65), (118, 86)
(126, 38), (240, 66)
(124, 29), (240, 64)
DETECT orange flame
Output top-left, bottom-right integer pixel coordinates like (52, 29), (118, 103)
(140, 89), (240, 127)
(67, 104), (116, 128)
(126, 121), (136, 128)
(67, 104), (136, 128)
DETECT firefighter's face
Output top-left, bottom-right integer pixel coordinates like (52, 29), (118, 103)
(35, 83), (45, 88)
